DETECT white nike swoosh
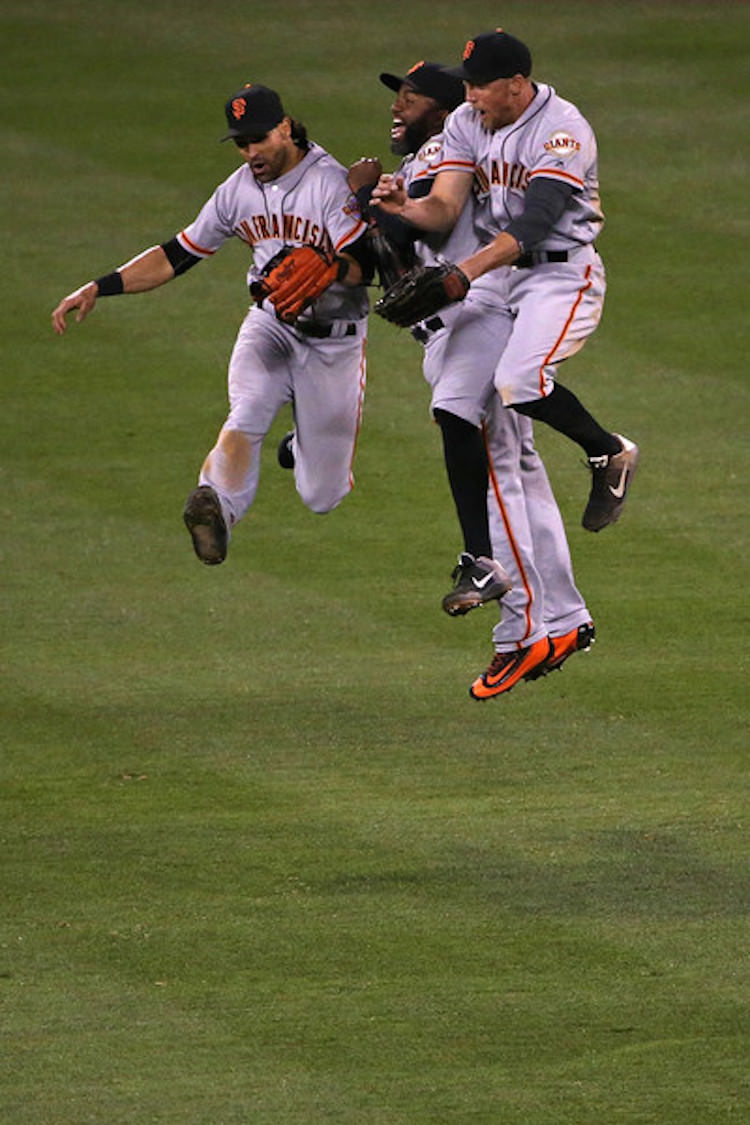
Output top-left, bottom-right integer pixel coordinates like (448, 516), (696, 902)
(472, 572), (495, 589)
(609, 465), (629, 499)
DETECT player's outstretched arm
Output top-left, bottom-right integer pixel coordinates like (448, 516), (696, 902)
(51, 244), (176, 335)
(371, 170), (471, 236)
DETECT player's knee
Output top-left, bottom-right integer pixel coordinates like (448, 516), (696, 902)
(303, 495), (346, 515)
(298, 481), (352, 514)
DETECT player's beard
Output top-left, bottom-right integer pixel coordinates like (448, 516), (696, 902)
(390, 119), (430, 156)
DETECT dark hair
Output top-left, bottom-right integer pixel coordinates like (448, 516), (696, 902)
(290, 119), (310, 151)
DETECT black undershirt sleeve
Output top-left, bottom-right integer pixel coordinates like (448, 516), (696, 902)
(339, 231), (376, 284)
(504, 177), (576, 251)
(161, 237), (201, 276)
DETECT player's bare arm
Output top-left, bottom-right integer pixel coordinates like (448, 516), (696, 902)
(372, 169), (472, 234)
(52, 245), (175, 335)
(458, 231), (522, 282)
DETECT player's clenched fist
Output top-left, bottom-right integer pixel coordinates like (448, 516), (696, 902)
(51, 282), (99, 335)
(346, 157), (382, 195)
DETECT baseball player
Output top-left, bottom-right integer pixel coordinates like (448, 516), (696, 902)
(372, 30), (639, 552)
(366, 61), (595, 696)
(52, 83), (371, 566)
(350, 63), (512, 609)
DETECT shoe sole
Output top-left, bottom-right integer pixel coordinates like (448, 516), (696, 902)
(183, 486), (228, 565)
(442, 580), (513, 617)
(442, 594), (493, 617)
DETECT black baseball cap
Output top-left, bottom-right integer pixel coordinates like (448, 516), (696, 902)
(379, 61), (465, 111)
(221, 83), (285, 141)
(447, 30), (532, 84)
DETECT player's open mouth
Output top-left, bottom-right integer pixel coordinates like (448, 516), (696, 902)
(390, 117), (406, 144)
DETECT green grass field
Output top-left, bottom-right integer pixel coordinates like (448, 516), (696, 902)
(2, 1), (749, 1121)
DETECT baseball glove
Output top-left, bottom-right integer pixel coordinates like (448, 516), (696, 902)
(374, 261), (470, 327)
(250, 245), (344, 324)
(369, 227), (416, 291)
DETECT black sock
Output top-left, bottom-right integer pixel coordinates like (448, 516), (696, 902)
(434, 409), (492, 558)
(513, 382), (620, 458)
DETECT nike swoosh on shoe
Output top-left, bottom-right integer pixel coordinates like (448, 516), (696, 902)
(608, 465), (630, 499)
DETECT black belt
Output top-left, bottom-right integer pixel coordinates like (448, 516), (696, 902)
(411, 316), (445, 344)
(514, 249), (569, 268)
(295, 321), (357, 338)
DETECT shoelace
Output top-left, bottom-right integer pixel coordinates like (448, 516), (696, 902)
(485, 650), (517, 676)
(586, 454), (609, 470)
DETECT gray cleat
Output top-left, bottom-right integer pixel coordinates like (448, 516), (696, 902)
(442, 552), (513, 617)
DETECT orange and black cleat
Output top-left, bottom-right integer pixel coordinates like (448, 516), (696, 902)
(469, 636), (552, 700)
(524, 621), (596, 681)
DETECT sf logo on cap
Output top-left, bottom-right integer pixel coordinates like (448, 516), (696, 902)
(232, 97), (247, 120)
(463, 39), (476, 60)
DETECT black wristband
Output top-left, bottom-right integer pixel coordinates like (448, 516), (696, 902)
(354, 185), (373, 221)
(335, 256), (351, 283)
(95, 271), (124, 296)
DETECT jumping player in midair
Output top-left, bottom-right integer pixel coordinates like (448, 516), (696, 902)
(52, 83), (372, 566)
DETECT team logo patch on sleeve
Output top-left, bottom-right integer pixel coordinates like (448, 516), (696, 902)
(544, 131), (581, 157)
(342, 193), (362, 218)
(419, 139), (442, 163)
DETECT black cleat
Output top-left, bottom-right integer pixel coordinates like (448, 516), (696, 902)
(183, 485), (228, 565)
(277, 431), (295, 469)
(442, 552), (513, 617)
(582, 434), (639, 532)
